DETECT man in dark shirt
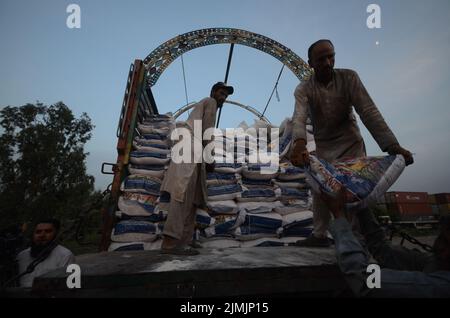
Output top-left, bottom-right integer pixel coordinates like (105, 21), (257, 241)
(324, 188), (450, 297)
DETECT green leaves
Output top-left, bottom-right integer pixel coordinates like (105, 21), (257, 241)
(0, 102), (95, 229)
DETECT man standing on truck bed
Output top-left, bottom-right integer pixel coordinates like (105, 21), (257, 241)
(291, 39), (414, 247)
(160, 82), (234, 255)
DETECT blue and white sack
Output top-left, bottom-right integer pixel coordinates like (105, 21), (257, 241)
(128, 164), (167, 179)
(133, 139), (171, 154)
(274, 199), (310, 215)
(206, 200), (239, 215)
(129, 151), (170, 165)
(111, 220), (160, 243)
(276, 210), (314, 237)
(270, 118), (292, 159)
(237, 201), (284, 214)
(116, 210), (167, 223)
(202, 214), (243, 238)
(206, 172), (239, 186)
(118, 192), (159, 216)
(214, 162), (243, 174)
(133, 142), (171, 155)
(241, 177), (273, 189)
(237, 187), (281, 203)
(279, 224), (313, 238)
(137, 133), (170, 147)
(196, 209), (216, 229)
(207, 183), (242, 201)
(233, 210), (283, 241)
(281, 210), (313, 227)
(121, 175), (162, 196)
(273, 178), (308, 189)
(242, 163), (279, 180)
(138, 122), (172, 136)
(278, 187), (309, 203)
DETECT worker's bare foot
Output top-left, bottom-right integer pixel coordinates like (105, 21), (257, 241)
(161, 235), (179, 250)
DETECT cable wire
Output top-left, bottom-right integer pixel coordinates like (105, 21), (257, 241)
(261, 64), (285, 117)
(181, 54), (190, 116)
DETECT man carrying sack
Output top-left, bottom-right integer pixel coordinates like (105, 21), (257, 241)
(291, 39), (413, 247)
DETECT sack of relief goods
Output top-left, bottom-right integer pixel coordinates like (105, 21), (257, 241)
(306, 155), (405, 209)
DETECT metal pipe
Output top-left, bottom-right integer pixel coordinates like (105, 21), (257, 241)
(216, 43), (235, 128)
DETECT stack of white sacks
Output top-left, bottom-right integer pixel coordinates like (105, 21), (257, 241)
(201, 118), (313, 248)
(108, 113), (175, 251)
(109, 115), (314, 251)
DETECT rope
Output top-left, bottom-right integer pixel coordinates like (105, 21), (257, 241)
(181, 54), (190, 116)
(261, 64), (285, 118)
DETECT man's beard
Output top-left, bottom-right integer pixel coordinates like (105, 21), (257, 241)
(30, 240), (56, 258)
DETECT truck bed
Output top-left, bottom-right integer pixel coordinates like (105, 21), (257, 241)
(29, 246), (350, 297)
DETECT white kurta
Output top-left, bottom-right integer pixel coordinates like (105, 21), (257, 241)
(161, 97), (218, 206)
(292, 68), (399, 162)
(16, 245), (75, 288)
(291, 69), (401, 238)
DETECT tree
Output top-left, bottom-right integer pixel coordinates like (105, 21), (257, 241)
(0, 102), (95, 229)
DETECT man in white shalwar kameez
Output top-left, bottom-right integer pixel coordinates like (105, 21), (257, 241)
(16, 219), (74, 288)
(161, 82), (234, 255)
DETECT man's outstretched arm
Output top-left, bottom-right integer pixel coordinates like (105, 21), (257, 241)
(348, 70), (413, 165)
(330, 216), (450, 298)
(323, 187), (450, 297)
(357, 208), (429, 271)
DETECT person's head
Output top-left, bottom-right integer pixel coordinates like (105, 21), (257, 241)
(307, 39), (335, 83)
(32, 219), (60, 246)
(433, 216), (450, 270)
(210, 82), (234, 106)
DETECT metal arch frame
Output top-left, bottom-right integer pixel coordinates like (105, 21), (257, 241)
(173, 100), (271, 124)
(143, 27), (313, 87)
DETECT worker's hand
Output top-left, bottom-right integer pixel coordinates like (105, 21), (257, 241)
(290, 139), (310, 167)
(205, 162), (215, 173)
(387, 144), (414, 166)
(320, 186), (346, 219)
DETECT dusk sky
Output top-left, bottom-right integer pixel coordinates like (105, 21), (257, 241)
(1, 0), (449, 193)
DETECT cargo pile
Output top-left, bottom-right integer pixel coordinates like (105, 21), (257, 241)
(108, 115), (314, 251)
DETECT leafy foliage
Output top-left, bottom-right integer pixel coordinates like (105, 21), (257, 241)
(0, 102), (95, 229)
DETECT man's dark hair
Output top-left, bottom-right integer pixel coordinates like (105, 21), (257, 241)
(308, 39), (334, 61)
(34, 218), (61, 234)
